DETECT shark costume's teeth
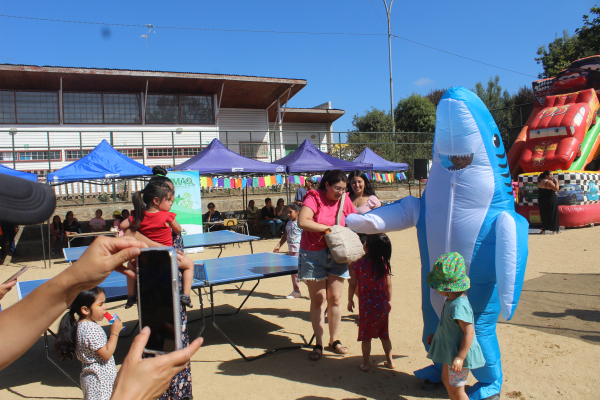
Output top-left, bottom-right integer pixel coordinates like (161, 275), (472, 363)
(439, 153), (474, 171)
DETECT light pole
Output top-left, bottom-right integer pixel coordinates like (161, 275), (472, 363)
(383, 0), (395, 132)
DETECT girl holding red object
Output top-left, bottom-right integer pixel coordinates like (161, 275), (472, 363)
(55, 287), (122, 400)
(120, 179), (195, 308)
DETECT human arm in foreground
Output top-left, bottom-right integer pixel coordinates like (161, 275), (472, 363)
(0, 236), (146, 370)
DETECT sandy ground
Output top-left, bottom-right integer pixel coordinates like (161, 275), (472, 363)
(0, 227), (598, 400)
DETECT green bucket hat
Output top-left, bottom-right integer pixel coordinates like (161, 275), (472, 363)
(426, 252), (470, 292)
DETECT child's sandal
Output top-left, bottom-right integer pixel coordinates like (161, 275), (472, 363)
(309, 344), (323, 361)
(330, 340), (349, 355)
(181, 294), (193, 308)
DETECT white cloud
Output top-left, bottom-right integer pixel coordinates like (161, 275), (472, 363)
(412, 78), (435, 86)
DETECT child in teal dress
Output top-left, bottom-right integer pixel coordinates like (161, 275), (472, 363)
(426, 252), (486, 400)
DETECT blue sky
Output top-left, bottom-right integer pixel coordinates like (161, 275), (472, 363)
(0, 0), (597, 136)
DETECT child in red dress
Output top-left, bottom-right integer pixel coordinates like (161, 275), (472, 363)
(121, 179), (195, 308)
(347, 233), (394, 371)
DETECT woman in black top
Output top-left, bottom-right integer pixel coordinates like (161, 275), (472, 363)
(536, 170), (560, 234)
(63, 211), (81, 234)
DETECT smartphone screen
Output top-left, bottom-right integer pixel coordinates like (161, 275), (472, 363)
(137, 250), (176, 353)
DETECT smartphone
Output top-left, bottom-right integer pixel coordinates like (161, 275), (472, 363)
(136, 247), (182, 354)
(3, 266), (28, 284)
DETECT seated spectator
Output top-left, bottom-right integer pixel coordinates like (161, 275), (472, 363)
(89, 209), (106, 232)
(63, 211), (81, 234)
(50, 215), (66, 254)
(261, 198), (283, 238)
(246, 200), (260, 234)
(204, 203), (224, 231)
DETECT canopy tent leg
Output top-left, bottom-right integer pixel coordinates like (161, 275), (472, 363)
(40, 224), (46, 269)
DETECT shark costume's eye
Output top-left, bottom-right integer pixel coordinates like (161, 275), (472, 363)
(493, 134), (501, 148)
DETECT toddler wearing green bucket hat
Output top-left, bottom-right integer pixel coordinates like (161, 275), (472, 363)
(426, 252), (470, 293)
(425, 252), (485, 398)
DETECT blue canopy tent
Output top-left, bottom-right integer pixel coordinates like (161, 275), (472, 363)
(44, 140), (153, 268)
(0, 164), (38, 182)
(173, 138), (285, 175)
(353, 147), (409, 171)
(273, 139), (372, 173)
(47, 140), (153, 183)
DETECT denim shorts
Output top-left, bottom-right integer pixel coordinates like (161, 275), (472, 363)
(298, 248), (350, 281)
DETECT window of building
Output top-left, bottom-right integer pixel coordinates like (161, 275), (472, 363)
(180, 95), (214, 124)
(15, 91), (59, 123)
(103, 93), (141, 124)
(181, 147), (202, 157)
(17, 150), (61, 161)
(65, 149), (92, 160)
(239, 142), (269, 159)
(63, 92), (103, 123)
(146, 147), (203, 158)
(117, 148), (144, 158)
(0, 152), (14, 161)
(145, 95), (179, 124)
(145, 94), (213, 124)
(147, 148), (174, 158)
(0, 91), (15, 123)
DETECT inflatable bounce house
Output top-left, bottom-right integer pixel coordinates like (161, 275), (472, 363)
(507, 55), (600, 227)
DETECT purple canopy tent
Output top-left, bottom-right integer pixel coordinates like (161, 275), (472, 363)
(273, 140), (372, 173)
(173, 138), (286, 216)
(353, 147), (408, 171)
(271, 139), (372, 203)
(173, 138), (285, 175)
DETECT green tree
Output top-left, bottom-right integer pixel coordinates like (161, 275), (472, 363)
(535, 31), (582, 78)
(536, 7), (600, 78)
(425, 88), (448, 108)
(394, 93), (436, 132)
(350, 107), (394, 132)
(473, 75), (511, 110)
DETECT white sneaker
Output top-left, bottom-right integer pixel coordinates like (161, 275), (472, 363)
(286, 291), (301, 299)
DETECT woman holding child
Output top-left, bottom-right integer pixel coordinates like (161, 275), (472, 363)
(297, 170), (357, 360)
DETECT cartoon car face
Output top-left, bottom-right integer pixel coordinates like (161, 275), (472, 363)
(557, 184), (585, 205)
(552, 72), (588, 91)
(588, 181), (599, 201)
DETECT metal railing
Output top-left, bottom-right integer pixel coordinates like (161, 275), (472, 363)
(0, 129), (432, 202)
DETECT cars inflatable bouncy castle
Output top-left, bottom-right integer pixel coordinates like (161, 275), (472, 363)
(519, 89), (599, 172)
(507, 56), (600, 228)
(347, 87), (529, 400)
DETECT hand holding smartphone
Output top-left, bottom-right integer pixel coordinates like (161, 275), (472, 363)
(3, 266), (28, 285)
(136, 248), (182, 355)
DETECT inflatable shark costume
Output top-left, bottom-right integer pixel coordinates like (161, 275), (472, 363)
(346, 87), (528, 400)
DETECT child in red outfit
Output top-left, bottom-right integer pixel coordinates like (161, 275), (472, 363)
(347, 233), (394, 372)
(121, 179), (195, 308)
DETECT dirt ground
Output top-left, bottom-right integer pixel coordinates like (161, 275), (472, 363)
(0, 226), (598, 399)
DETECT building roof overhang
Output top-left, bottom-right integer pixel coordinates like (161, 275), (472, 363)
(268, 107), (345, 124)
(0, 64), (307, 109)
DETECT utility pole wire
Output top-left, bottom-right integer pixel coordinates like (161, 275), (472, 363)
(0, 13), (537, 78)
(392, 35), (537, 78)
(368, 0), (386, 22)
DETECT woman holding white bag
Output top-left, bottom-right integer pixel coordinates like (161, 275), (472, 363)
(297, 170), (358, 361)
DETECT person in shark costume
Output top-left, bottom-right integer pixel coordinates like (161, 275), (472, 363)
(346, 87), (528, 400)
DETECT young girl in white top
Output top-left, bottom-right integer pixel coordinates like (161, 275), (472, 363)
(55, 287), (122, 400)
(273, 202), (303, 298)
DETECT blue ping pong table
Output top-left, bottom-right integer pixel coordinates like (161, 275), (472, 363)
(63, 230), (259, 262)
(192, 252), (311, 361)
(17, 252), (305, 387)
